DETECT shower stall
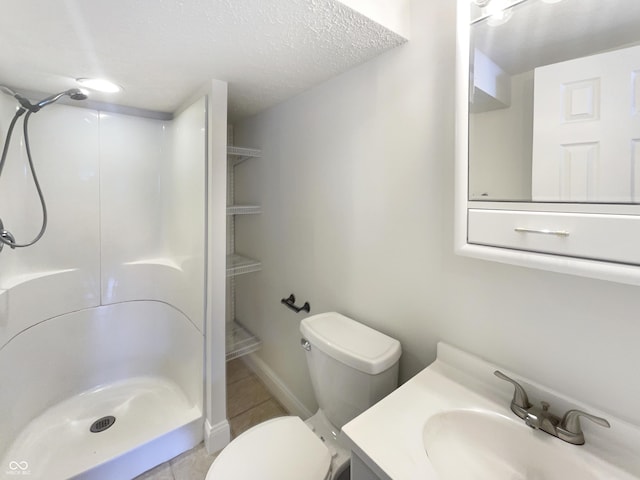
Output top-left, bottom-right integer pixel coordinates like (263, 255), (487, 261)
(0, 84), (229, 479)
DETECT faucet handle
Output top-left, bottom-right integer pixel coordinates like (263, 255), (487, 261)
(558, 409), (611, 445)
(494, 370), (531, 418)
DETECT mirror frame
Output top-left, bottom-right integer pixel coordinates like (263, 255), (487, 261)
(454, 0), (640, 286)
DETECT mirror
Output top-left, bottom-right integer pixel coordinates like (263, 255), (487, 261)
(469, 0), (640, 203)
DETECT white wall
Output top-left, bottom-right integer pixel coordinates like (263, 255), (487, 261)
(234, 0), (640, 426)
(336, 0), (411, 39)
(204, 79), (232, 453)
(469, 70), (533, 201)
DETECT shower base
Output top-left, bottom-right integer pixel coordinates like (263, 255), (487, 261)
(1, 376), (202, 480)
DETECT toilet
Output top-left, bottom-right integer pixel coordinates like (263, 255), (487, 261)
(206, 312), (402, 480)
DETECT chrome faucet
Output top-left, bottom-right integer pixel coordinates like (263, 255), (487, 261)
(0, 218), (16, 253)
(494, 370), (610, 445)
(557, 409), (611, 445)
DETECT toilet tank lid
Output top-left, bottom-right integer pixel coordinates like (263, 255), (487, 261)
(300, 312), (401, 375)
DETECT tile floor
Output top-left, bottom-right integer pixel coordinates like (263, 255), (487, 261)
(135, 358), (288, 480)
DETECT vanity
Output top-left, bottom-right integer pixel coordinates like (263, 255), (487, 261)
(342, 342), (640, 479)
(455, 0), (640, 285)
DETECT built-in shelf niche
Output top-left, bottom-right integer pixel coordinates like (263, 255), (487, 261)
(225, 145), (262, 361)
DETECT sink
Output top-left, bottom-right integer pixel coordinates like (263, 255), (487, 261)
(343, 343), (640, 480)
(423, 409), (598, 480)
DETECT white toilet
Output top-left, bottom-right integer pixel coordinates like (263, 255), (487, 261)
(206, 312), (402, 480)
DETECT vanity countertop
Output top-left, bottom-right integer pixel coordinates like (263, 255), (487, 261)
(341, 342), (640, 480)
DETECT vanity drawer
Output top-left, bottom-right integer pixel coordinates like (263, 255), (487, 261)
(468, 209), (640, 265)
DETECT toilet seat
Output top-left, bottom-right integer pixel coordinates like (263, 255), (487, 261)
(206, 416), (331, 480)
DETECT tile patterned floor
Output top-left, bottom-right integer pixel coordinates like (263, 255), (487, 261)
(135, 358), (288, 480)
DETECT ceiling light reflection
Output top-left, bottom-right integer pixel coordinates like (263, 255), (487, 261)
(76, 78), (122, 93)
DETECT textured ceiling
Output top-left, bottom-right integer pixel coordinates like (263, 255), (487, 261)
(0, 0), (406, 121)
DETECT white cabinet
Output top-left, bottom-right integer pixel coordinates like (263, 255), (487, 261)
(226, 146), (262, 361)
(456, 0), (640, 286)
(468, 208), (640, 265)
(350, 452), (388, 480)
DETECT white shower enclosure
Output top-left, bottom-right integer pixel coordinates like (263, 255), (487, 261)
(0, 89), (225, 479)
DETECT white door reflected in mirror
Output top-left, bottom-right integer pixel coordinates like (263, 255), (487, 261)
(532, 45), (640, 203)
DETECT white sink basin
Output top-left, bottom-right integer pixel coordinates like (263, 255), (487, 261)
(343, 343), (640, 480)
(423, 409), (598, 480)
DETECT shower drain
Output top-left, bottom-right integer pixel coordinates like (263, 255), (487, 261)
(90, 415), (116, 433)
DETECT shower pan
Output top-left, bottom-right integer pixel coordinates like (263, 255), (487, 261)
(0, 90), (209, 479)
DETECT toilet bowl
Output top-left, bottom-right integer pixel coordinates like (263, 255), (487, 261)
(206, 312), (401, 480)
(206, 416), (332, 480)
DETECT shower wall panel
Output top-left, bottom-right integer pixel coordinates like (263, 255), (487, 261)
(99, 98), (206, 331)
(0, 96), (208, 462)
(168, 99), (207, 331)
(0, 96), (206, 348)
(0, 96), (101, 349)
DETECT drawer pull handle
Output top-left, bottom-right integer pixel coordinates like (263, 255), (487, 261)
(514, 227), (570, 237)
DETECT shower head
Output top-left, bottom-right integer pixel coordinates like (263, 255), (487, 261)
(36, 88), (88, 109)
(68, 89), (88, 101)
(0, 86), (88, 113)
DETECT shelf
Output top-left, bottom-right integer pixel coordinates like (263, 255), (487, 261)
(227, 146), (262, 167)
(226, 144), (262, 362)
(226, 320), (261, 361)
(226, 253), (261, 277)
(226, 205), (261, 215)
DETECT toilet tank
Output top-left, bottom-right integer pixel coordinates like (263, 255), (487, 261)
(300, 312), (401, 430)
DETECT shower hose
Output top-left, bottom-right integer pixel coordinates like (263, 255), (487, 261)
(0, 106), (48, 251)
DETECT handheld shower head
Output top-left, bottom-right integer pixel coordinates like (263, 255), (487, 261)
(36, 88), (88, 109)
(68, 88), (88, 101)
(0, 86), (88, 113)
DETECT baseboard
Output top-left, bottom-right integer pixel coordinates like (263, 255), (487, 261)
(204, 418), (230, 455)
(244, 353), (314, 419)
